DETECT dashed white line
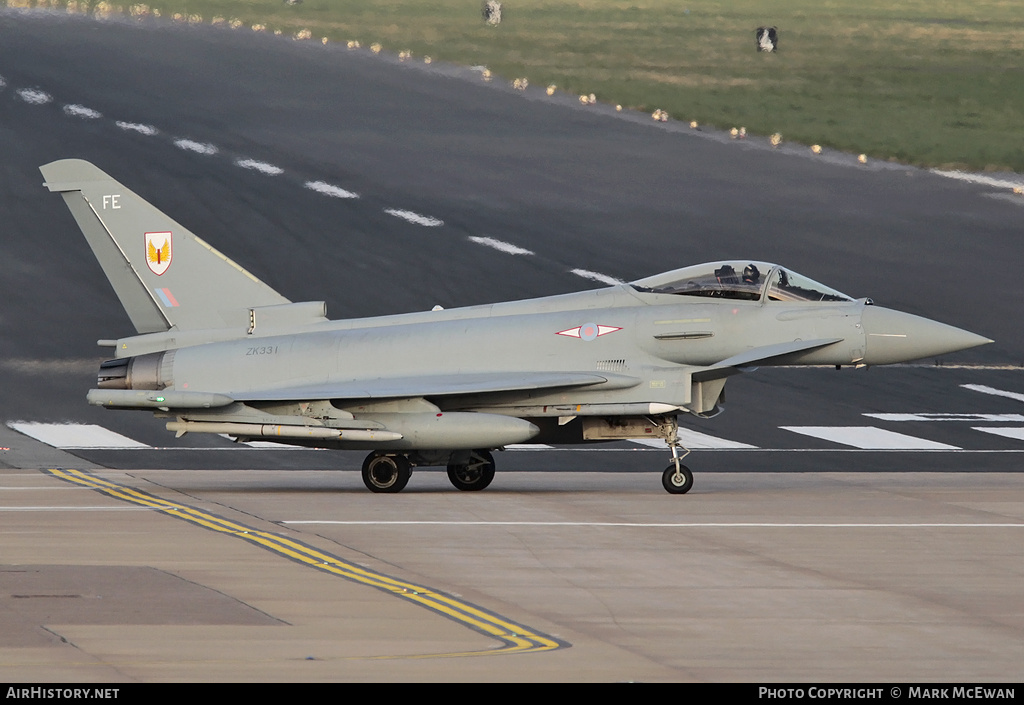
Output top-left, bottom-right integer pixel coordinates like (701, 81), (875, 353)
(781, 426), (960, 450)
(384, 208), (443, 226)
(7, 417), (1023, 453)
(962, 384), (1024, 404)
(217, 433), (305, 449)
(865, 413), (1024, 422)
(63, 104), (102, 119)
(932, 169), (1024, 191)
(633, 428), (757, 449)
(16, 88), (51, 105)
(235, 158), (283, 175)
(468, 236), (534, 256)
(7, 422), (150, 449)
(174, 138), (218, 155)
(305, 180), (359, 199)
(570, 268), (625, 286)
(115, 120), (159, 136)
(972, 427), (1024, 442)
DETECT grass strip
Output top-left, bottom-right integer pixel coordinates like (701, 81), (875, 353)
(11, 0), (1024, 172)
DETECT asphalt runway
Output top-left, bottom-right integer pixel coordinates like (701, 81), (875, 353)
(2, 9), (1024, 681)
(3, 466), (1024, 682)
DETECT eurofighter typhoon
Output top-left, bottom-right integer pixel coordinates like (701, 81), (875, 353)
(41, 159), (991, 494)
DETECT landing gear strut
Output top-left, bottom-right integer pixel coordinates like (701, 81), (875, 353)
(361, 452), (411, 493)
(661, 438), (693, 494)
(447, 449), (496, 491)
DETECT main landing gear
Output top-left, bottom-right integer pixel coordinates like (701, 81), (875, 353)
(446, 449), (496, 491)
(361, 439), (694, 494)
(661, 438), (693, 494)
(361, 449), (496, 493)
(361, 452), (412, 493)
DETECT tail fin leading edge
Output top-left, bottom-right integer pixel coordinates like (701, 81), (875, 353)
(40, 159), (290, 334)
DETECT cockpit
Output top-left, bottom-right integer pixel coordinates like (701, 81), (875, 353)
(630, 261), (854, 303)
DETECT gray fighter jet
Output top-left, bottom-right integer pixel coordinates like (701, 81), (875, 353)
(41, 159), (991, 494)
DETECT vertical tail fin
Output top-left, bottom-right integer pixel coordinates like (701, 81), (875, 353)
(40, 159), (290, 334)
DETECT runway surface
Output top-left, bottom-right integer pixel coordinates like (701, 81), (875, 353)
(3, 466), (1023, 682)
(2, 9), (1023, 681)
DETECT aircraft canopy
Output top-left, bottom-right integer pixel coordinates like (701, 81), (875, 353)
(631, 261), (853, 303)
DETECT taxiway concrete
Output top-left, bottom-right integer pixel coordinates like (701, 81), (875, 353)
(3, 466), (1023, 681)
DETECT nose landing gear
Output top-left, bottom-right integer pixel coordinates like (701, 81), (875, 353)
(661, 438), (693, 494)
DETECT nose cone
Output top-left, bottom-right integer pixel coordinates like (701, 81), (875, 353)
(861, 306), (992, 365)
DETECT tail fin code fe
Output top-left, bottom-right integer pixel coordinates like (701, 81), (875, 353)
(40, 158), (298, 335)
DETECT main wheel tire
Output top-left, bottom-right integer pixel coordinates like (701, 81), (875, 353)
(447, 449), (496, 491)
(662, 464), (693, 494)
(362, 453), (411, 493)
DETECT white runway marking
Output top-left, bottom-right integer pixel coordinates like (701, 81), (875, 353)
(468, 236), (534, 256)
(174, 138), (218, 155)
(633, 428), (757, 449)
(305, 180), (359, 199)
(240, 441), (307, 448)
(283, 520), (1024, 528)
(384, 208), (444, 226)
(781, 426), (960, 450)
(866, 413), (1024, 422)
(0, 75), (6, 88)
(235, 158), (283, 175)
(115, 121), (159, 136)
(962, 384), (1024, 403)
(7, 422), (150, 449)
(63, 104), (102, 119)
(932, 169), (1024, 191)
(16, 88), (51, 104)
(7, 418), (1023, 453)
(973, 427), (1024, 442)
(217, 434), (307, 449)
(570, 268), (624, 286)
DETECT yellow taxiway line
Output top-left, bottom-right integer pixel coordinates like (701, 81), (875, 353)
(47, 468), (567, 658)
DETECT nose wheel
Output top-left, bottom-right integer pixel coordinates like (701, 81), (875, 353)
(662, 464), (693, 494)
(662, 437), (693, 494)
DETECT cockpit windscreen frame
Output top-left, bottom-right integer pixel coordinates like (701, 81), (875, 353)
(631, 261), (854, 304)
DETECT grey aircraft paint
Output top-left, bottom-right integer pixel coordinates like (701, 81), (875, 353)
(41, 159), (991, 494)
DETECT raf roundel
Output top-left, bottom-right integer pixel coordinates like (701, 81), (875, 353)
(556, 323), (622, 341)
